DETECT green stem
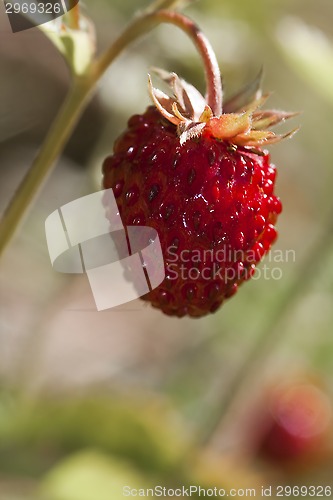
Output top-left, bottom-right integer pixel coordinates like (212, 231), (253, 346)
(0, 78), (92, 256)
(0, 2), (221, 257)
(67, 1), (80, 31)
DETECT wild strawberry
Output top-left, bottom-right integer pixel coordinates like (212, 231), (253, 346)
(102, 68), (297, 317)
(255, 383), (332, 465)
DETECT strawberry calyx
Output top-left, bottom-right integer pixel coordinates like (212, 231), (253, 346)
(148, 68), (298, 147)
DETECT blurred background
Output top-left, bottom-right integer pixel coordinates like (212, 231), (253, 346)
(1, 0), (333, 498)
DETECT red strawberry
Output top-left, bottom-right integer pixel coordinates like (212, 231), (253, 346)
(102, 69), (296, 317)
(255, 383), (332, 465)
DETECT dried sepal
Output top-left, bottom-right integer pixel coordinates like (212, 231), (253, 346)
(252, 110), (300, 130)
(232, 130), (277, 147)
(179, 122), (206, 145)
(148, 75), (179, 125)
(223, 68), (264, 113)
(199, 105), (214, 123)
(241, 93), (270, 113)
(150, 68), (206, 121)
(233, 127), (299, 147)
(147, 68), (298, 149)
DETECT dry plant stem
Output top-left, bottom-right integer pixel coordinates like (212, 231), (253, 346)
(0, 5), (221, 257)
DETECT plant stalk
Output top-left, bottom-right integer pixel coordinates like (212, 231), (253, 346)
(0, 78), (92, 256)
(93, 10), (222, 115)
(0, 2), (221, 257)
(67, 0), (80, 30)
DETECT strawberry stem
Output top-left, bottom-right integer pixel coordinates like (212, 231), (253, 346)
(0, 1), (222, 256)
(158, 10), (222, 115)
(93, 10), (223, 115)
(67, 0), (80, 31)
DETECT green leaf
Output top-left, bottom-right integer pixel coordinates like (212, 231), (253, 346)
(39, 450), (149, 500)
(40, 17), (95, 76)
(0, 396), (190, 476)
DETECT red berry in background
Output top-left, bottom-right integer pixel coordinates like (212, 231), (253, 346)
(256, 383), (332, 464)
(103, 69), (297, 317)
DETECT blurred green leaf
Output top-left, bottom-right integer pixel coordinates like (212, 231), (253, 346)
(39, 450), (148, 500)
(40, 16), (95, 75)
(276, 17), (333, 105)
(0, 396), (190, 476)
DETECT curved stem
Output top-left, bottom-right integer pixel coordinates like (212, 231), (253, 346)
(0, 2), (222, 256)
(93, 10), (222, 115)
(158, 10), (222, 115)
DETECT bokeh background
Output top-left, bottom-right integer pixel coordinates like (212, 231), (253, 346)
(1, 0), (333, 498)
